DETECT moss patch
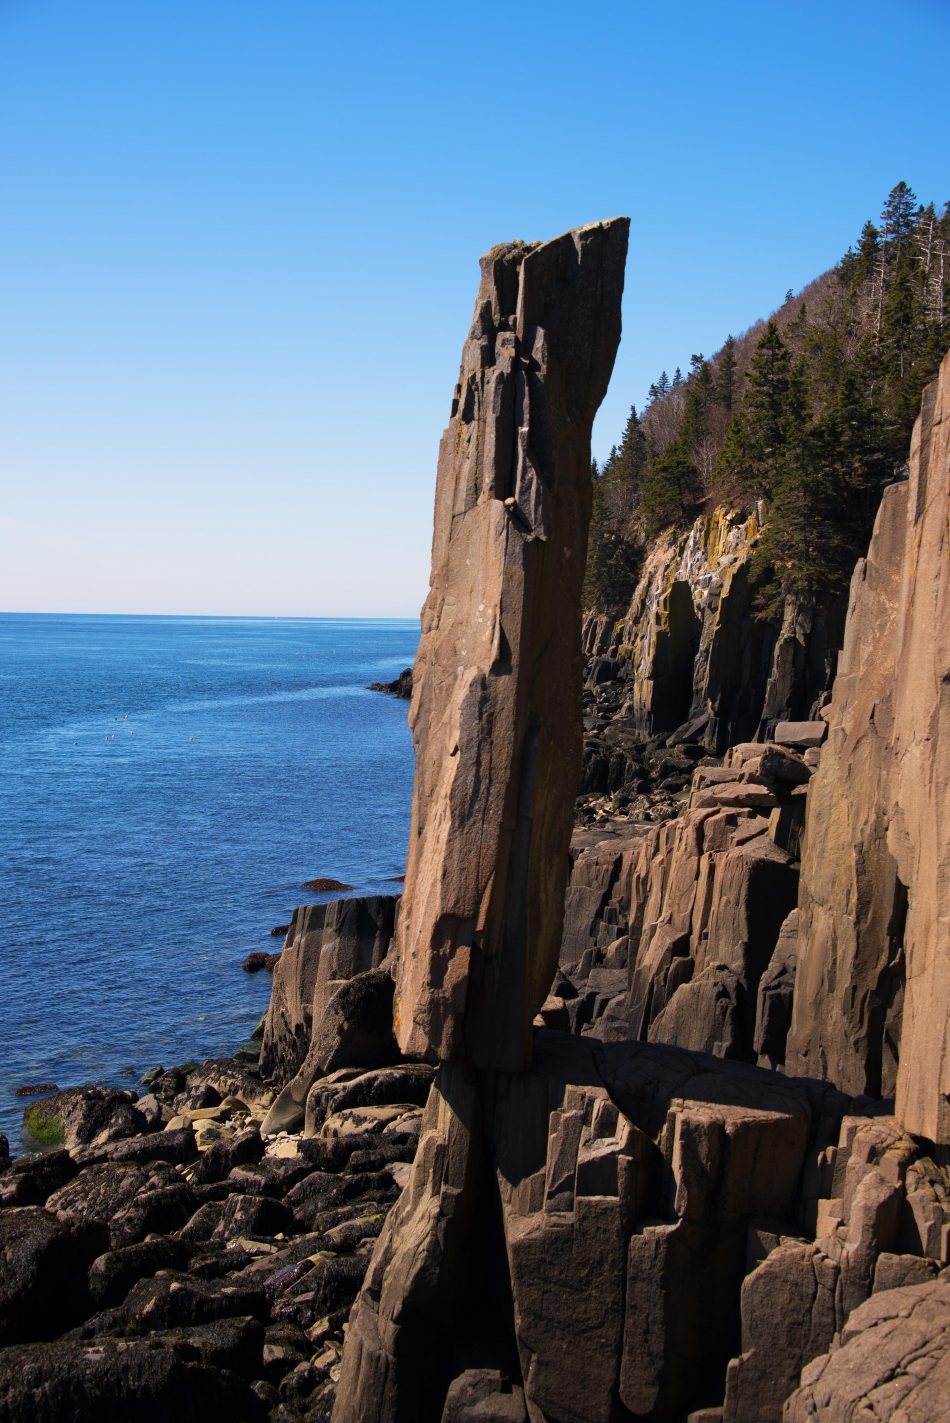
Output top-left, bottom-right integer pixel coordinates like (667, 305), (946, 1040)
(22, 1103), (65, 1151)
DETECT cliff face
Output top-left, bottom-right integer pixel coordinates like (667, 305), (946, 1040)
(248, 247), (949, 1423)
(788, 349), (950, 1144)
(583, 503), (844, 752)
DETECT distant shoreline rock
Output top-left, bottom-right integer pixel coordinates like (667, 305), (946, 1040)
(367, 667), (412, 699)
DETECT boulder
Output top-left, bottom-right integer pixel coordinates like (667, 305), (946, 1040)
(22, 1086), (149, 1152)
(304, 1064), (435, 1136)
(0, 1322), (268, 1422)
(441, 1369), (527, 1421)
(0, 1207), (108, 1345)
(783, 1276), (950, 1422)
(262, 967), (398, 1136)
(0, 1149), (77, 1207)
(774, 720), (827, 749)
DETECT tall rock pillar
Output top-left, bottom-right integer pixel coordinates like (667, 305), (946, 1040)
(395, 219), (629, 1072)
(332, 222), (628, 1423)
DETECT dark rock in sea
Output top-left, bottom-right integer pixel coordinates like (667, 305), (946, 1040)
(26, 1085), (149, 1152)
(270, 923), (291, 937)
(302, 877), (353, 893)
(14, 1083), (59, 1097)
(0, 1137), (8, 1172)
(367, 667), (413, 699)
(242, 951), (281, 973)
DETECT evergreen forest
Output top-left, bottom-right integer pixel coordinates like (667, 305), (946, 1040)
(585, 182), (950, 619)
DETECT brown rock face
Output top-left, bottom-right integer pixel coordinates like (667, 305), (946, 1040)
(394, 220), (629, 1072)
(260, 895), (397, 1087)
(782, 1275), (950, 1423)
(788, 351), (950, 1143)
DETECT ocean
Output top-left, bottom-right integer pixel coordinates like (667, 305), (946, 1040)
(0, 613), (419, 1148)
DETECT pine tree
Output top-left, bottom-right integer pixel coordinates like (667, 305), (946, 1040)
(715, 321), (791, 499)
(751, 360), (853, 619)
(715, 336), (737, 412)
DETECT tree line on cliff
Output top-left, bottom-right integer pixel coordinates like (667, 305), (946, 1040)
(585, 182), (950, 619)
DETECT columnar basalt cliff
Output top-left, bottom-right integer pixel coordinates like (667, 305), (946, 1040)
(3, 238), (948, 1423)
(332, 245), (950, 1423)
(394, 218), (630, 1072)
(788, 347), (950, 1145)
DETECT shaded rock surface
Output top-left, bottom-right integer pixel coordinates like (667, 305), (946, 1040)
(581, 505), (844, 756)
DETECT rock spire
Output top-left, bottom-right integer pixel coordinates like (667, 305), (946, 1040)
(394, 218), (630, 1072)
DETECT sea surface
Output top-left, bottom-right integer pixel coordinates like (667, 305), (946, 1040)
(0, 614), (419, 1147)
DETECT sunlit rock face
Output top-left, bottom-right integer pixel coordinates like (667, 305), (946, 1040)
(788, 349), (950, 1146)
(394, 219), (629, 1073)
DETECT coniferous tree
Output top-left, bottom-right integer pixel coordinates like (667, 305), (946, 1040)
(716, 336), (737, 412)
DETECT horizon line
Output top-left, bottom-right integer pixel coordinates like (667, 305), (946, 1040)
(0, 609), (423, 622)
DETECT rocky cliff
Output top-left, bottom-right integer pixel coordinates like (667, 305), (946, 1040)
(582, 503), (844, 754)
(788, 348), (950, 1145)
(327, 251), (950, 1421)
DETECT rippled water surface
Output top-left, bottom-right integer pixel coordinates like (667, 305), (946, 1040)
(0, 614), (418, 1144)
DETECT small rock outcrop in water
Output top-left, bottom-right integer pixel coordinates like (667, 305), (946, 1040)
(241, 951), (281, 973)
(394, 218), (629, 1071)
(367, 668), (412, 698)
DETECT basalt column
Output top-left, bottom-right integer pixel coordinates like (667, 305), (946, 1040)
(395, 218), (630, 1072)
(332, 221), (628, 1423)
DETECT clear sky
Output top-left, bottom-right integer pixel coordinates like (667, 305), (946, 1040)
(1, 0), (947, 617)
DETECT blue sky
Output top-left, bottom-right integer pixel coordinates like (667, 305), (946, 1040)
(1, 0), (947, 616)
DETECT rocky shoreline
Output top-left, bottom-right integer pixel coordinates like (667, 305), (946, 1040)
(2, 226), (948, 1423)
(0, 1027), (425, 1421)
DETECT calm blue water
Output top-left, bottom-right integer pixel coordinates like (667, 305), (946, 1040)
(0, 614), (418, 1146)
